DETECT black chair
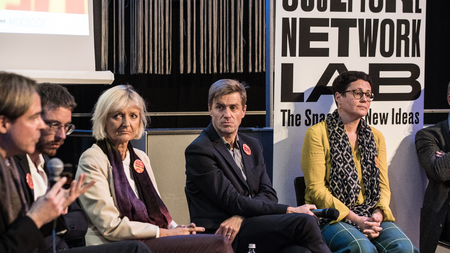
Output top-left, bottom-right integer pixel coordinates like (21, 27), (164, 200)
(439, 240), (450, 249)
(294, 176), (306, 206)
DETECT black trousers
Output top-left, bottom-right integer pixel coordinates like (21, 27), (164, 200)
(440, 209), (450, 244)
(233, 213), (330, 253)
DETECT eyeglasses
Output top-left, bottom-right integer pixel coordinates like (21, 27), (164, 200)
(341, 89), (374, 101)
(44, 121), (75, 135)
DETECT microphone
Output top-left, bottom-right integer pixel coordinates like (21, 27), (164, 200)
(312, 208), (340, 220)
(46, 158), (64, 253)
(47, 158), (64, 187)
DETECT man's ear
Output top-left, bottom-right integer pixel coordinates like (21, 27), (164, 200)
(0, 115), (10, 134)
(335, 92), (341, 103)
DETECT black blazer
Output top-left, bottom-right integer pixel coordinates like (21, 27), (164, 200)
(14, 154), (88, 249)
(0, 155), (46, 253)
(0, 213), (46, 253)
(185, 123), (288, 230)
(415, 119), (450, 253)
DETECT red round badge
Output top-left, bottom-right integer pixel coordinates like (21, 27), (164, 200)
(134, 159), (145, 173)
(243, 144), (251, 156)
(26, 173), (34, 190)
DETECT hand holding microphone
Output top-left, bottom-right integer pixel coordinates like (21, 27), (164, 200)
(26, 177), (69, 229)
(312, 208), (340, 220)
(47, 157), (96, 207)
(286, 204), (340, 220)
(28, 158), (96, 228)
(44, 158), (96, 253)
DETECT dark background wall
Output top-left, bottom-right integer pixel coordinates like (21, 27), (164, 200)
(424, 1), (450, 124)
(66, 72), (266, 130)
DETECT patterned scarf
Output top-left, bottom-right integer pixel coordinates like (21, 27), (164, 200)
(97, 139), (172, 228)
(326, 109), (380, 228)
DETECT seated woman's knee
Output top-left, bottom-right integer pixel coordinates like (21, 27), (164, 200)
(346, 239), (378, 253)
(381, 239), (417, 252)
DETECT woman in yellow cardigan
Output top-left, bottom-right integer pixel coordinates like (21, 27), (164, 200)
(301, 71), (418, 253)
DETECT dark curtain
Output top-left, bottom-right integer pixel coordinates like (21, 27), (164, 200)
(70, 0), (267, 130)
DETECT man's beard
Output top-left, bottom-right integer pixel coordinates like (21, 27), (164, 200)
(44, 147), (58, 157)
(36, 140), (64, 157)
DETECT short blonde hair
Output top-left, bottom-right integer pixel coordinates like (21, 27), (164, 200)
(92, 85), (148, 141)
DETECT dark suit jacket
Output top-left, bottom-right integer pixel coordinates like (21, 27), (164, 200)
(0, 212), (45, 253)
(0, 155), (45, 253)
(185, 123), (288, 230)
(415, 119), (450, 253)
(14, 154), (88, 250)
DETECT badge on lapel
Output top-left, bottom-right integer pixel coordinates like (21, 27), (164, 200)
(243, 144), (251, 156)
(26, 173), (34, 189)
(134, 159), (145, 173)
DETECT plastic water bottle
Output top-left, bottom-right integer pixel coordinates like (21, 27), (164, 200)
(248, 243), (256, 253)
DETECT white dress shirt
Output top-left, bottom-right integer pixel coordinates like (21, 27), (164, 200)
(26, 154), (48, 200)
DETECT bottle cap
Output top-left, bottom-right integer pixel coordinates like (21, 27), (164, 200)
(248, 244), (256, 249)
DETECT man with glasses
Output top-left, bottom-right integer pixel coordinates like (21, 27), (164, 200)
(13, 83), (86, 251)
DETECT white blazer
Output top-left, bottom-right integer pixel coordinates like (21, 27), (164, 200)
(76, 143), (171, 245)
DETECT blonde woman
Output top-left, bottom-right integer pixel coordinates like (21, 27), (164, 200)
(76, 85), (232, 253)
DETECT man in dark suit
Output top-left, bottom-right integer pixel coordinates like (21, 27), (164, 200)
(185, 79), (330, 253)
(415, 82), (450, 253)
(14, 83), (85, 251)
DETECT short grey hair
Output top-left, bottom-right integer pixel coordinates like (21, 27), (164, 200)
(91, 85), (148, 141)
(208, 79), (249, 108)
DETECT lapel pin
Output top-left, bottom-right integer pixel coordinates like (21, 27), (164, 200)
(134, 159), (145, 173)
(26, 173), (34, 189)
(243, 144), (251, 156)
